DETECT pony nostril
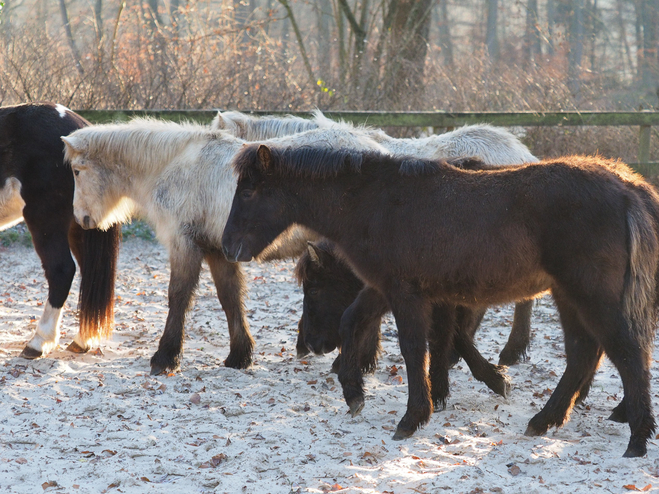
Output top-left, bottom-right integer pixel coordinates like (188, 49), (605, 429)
(83, 215), (91, 229)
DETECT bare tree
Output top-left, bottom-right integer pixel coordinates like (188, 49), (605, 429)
(437, 0), (454, 67)
(485, 0), (499, 61)
(568, 0), (584, 96)
(58, 0), (84, 75)
(524, 0), (542, 65)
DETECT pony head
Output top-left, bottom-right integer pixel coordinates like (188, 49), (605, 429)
(295, 241), (363, 355)
(62, 134), (134, 231)
(221, 144), (288, 262)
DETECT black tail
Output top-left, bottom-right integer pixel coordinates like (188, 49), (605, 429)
(78, 225), (122, 341)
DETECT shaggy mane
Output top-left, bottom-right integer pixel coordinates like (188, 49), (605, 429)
(213, 111), (318, 140)
(64, 118), (231, 174)
(234, 144), (366, 180)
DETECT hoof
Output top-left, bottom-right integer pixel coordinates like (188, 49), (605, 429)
(20, 346), (43, 360)
(224, 351), (252, 370)
(524, 423), (546, 437)
(150, 364), (173, 376)
(347, 397), (364, 417)
(498, 349), (527, 367)
(608, 403), (628, 423)
(297, 349), (310, 359)
(431, 397), (447, 412)
(623, 443), (647, 458)
(66, 341), (89, 354)
(392, 426), (415, 441)
(494, 376), (512, 399)
(331, 356), (341, 374)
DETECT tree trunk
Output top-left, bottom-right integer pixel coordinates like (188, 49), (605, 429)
(94, 0), (103, 42)
(58, 0), (84, 75)
(547, 0), (556, 55)
(315, 0), (332, 79)
(437, 0), (453, 67)
(640, 0), (658, 89)
(568, 0), (584, 97)
(485, 0), (499, 61)
(382, 0), (433, 109)
(524, 0), (541, 65)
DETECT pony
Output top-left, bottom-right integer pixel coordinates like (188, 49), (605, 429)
(297, 238), (512, 409)
(214, 109), (537, 366)
(221, 146), (659, 458)
(0, 102), (120, 358)
(61, 119), (389, 375)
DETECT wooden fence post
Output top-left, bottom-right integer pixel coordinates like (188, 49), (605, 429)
(639, 125), (651, 176)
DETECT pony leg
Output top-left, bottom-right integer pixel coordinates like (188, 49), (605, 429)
(498, 299), (533, 365)
(20, 212), (75, 359)
(337, 286), (390, 417)
(386, 292), (433, 440)
(150, 244), (203, 375)
(525, 296), (603, 438)
(597, 321), (655, 457)
(205, 251), (254, 369)
(427, 305), (458, 410)
(453, 307), (511, 399)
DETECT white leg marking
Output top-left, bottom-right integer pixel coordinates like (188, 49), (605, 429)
(26, 302), (64, 356)
(54, 104), (70, 118)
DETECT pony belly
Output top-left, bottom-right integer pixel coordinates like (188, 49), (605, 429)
(0, 177), (25, 230)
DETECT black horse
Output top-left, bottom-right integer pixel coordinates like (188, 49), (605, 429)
(0, 102), (120, 358)
(222, 145), (659, 457)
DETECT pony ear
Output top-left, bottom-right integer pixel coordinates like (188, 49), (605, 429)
(307, 241), (322, 266)
(211, 112), (225, 130)
(61, 135), (86, 154)
(257, 145), (272, 170)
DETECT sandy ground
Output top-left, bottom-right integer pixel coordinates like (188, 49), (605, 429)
(1, 238), (659, 494)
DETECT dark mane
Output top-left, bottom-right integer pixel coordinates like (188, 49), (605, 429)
(234, 144), (367, 179)
(398, 156), (496, 176)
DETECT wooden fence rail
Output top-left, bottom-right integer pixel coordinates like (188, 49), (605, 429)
(76, 110), (659, 174)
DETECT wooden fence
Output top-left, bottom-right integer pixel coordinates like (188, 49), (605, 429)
(76, 110), (659, 175)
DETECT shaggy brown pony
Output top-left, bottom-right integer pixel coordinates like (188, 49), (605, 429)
(296, 239), (512, 409)
(222, 147), (659, 458)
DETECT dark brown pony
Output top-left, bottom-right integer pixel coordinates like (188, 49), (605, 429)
(222, 146), (659, 457)
(0, 102), (120, 358)
(296, 239), (513, 409)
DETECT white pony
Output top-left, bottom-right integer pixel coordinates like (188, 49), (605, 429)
(213, 109), (539, 366)
(213, 109), (538, 164)
(62, 119), (388, 375)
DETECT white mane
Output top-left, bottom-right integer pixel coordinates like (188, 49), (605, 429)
(212, 111), (318, 141)
(64, 118), (235, 176)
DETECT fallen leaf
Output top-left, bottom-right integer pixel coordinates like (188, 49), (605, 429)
(330, 484), (343, 492)
(642, 486), (652, 492)
(140, 477), (150, 482)
(508, 465), (521, 476)
(307, 380), (317, 385)
(623, 486), (639, 491)
(210, 453), (228, 467)
(41, 481), (57, 490)
(15, 458), (27, 464)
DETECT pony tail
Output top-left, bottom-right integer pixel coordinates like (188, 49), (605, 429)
(78, 224), (122, 342)
(623, 197), (659, 349)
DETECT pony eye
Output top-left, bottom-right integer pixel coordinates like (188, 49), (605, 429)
(307, 288), (319, 296)
(240, 189), (254, 199)
(74, 170), (80, 177)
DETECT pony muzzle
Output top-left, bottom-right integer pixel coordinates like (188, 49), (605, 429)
(222, 241), (252, 263)
(77, 214), (96, 230)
